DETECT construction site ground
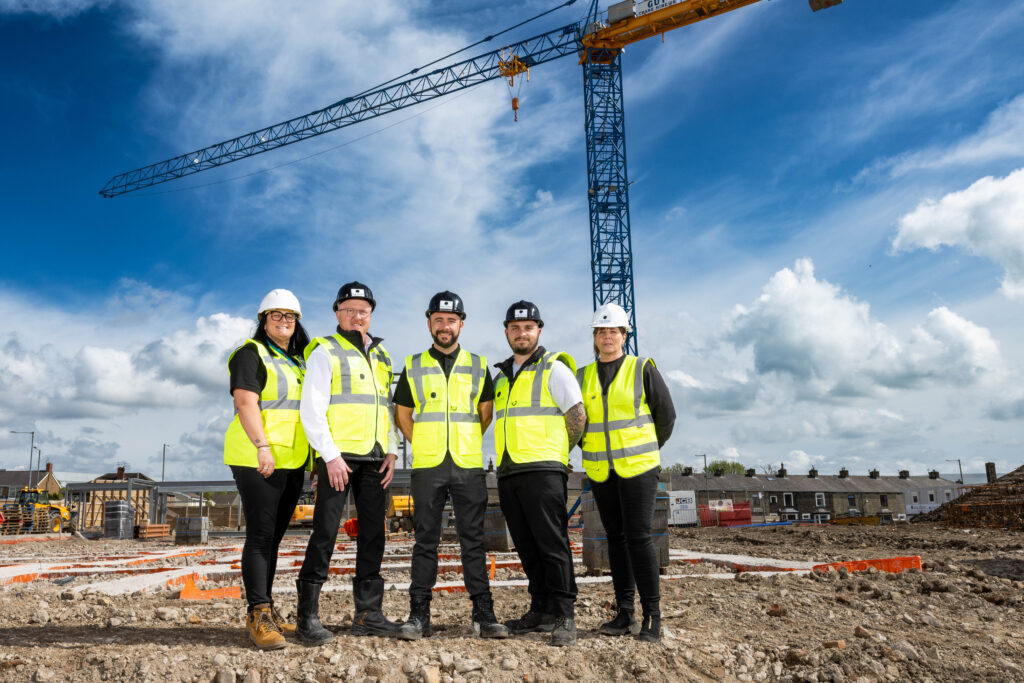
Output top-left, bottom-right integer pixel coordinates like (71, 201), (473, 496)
(1, 523), (1023, 682)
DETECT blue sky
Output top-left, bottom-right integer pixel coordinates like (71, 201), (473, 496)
(1, 0), (1022, 482)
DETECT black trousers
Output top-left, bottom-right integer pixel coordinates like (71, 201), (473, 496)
(230, 464), (305, 609)
(410, 455), (489, 601)
(298, 458), (387, 584)
(590, 467), (660, 615)
(498, 470), (577, 618)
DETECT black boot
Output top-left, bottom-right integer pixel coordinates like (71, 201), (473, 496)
(550, 616), (577, 647)
(396, 598), (431, 641)
(599, 606), (638, 636)
(638, 613), (661, 643)
(295, 579), (333, 646)
(350, 577), (401, 637)
(504, 597), (556, 634)
(471, 594), (509, 639)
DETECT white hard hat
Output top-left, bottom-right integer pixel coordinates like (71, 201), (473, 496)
(591, 303), (631, 332)
(258, 289), (302, 318)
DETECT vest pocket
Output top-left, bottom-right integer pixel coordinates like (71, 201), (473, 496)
(264, 412), (297, 448)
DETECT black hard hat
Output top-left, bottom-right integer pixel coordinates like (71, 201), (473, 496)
(333, 281), (376, 311)
(503, 300), (543, 328)
(425, 290), (466, 319)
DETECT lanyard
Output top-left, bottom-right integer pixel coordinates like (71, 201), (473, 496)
(267, 341), (301, 368)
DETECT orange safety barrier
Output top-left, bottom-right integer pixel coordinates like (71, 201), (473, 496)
(489, 554), (496, 580)
(812, 556), (922, 574)
(179, 577), (241, 600)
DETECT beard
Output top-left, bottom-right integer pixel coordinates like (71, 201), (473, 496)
(432, 328), (460, 349)
(510, 336), (538, 356)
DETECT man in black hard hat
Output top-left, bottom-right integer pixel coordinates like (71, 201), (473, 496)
(295, 281), (401, 645)
(492, 300), (585, 647)
(392, 291), (508, 640)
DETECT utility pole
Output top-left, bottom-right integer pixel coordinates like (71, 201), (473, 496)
(945, 458), (964, 497)
(162, 444), (170, 482)
(10, 431), (35, 489)
(696, 454), (711, 526)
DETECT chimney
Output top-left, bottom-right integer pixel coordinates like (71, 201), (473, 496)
(898, 470), (909, 479)
(869, 469), (879, 479)
(682, 466), (693, 476)
(777, 467), (787, 478)
(808, 468), (818, 478)
(838, 468), (849, 479)
(713, 468), (725, 477)
(928, 470), (939, 480)
(745, 468), (756, 477)
(985, 462), (997, 483)
(116, 466), (126, 479)
(46, 462), (53, 474)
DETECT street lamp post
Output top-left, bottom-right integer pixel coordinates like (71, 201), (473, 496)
(33, 446), (42, 489)
(162, 444), (170, 483)
(10, 431), (35, 489)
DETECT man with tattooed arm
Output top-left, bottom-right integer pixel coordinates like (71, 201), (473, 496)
(490, 300), (586, 647)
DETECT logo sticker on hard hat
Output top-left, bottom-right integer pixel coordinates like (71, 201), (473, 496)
(515, 309), (528, 318)
(350, 288), (365, 297)
(440, 300), (453, 310)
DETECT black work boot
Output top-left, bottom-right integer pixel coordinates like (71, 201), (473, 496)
(295, 579), (333, 646)
(504, 607), (557, 634)
(396, 598), (431, 640)
(471, 594), (509, 639)
(599, 607), (639, 636)
(350, 577), (401, 637)
(550, 616), (577, 647)
(638, 613), (662, 643)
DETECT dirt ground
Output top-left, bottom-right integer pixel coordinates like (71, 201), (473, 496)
(1, 523), (1023, 682)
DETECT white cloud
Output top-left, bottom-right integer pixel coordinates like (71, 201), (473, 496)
(724, 259), (1001, 399)
(0, 0), (109, 19)
(894, 167), (1024, 300)
(884, 94), (1024, 177)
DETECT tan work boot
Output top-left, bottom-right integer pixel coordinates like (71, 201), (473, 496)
(270, 601), (296, 634)
(247, 604), (287, 650)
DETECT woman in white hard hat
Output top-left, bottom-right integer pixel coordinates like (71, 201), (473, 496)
(576, 303), (676, 642)
(224, 289), (311, 649)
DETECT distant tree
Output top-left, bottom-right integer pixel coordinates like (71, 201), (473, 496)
(664, 463), (691, 475)
(703, 460), (747, 475)
(760, 463), (778, 476)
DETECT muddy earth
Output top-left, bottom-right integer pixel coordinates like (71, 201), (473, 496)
(1, 523), (1023, 682)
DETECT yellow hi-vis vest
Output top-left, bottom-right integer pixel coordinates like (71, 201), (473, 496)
(405, 349), (488, 469)
(494, 351), (577, 468)
(577, 355), (660, 482)
(224, 339), (310, 470)
(306, 333), (393, 458)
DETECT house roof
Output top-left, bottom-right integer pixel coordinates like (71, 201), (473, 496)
(669, 472), (957, 494)
(0, 469), (49, 490)
(93, 472), (154, 482)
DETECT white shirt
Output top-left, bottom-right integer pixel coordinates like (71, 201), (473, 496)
(511, 356), (583, 413)
(299, 344), (400, 463)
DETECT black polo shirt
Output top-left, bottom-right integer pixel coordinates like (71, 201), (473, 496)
(392, 345), (495, 408)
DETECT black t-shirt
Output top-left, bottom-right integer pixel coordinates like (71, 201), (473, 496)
(392, 346), (495, 408)
(228, 341), (303, 396)
(595, 355), (676, 447)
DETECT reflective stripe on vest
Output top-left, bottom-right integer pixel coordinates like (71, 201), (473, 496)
(223, 339), (310, 470)
(405, 349), (487, 469)
(577, 355), (660, 482)
(307, 333), (392, 457)
(493, 351), (577, 468)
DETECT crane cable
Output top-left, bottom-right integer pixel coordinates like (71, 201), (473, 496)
(344, 0), (579, 102)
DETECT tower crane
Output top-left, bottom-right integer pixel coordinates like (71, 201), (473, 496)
(100, 0), (842, 353)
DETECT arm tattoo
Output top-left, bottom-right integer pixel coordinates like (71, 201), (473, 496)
(564, 402), (587, 449)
